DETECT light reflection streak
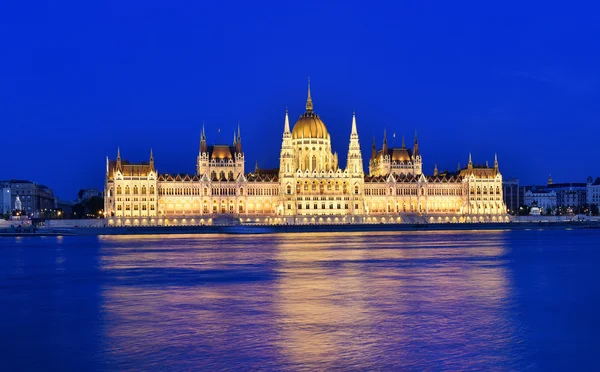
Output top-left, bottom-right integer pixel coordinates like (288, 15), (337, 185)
(98, 231), (524, 370)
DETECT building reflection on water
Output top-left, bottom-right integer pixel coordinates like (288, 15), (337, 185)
(98, 231), (525, 370)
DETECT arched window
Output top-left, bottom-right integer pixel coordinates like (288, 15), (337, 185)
(116, 186), (122, 195)
(287, 185), (292, 195)
(150, 186), (155, 195)
(204, 187), (208, 196)
(304, 182), (309, 191)
(133, 185), (139, 195)
(220, 171), (225, 180)
(141, 186), (147, 195)
(239, 187), (244, 196)
(228, 171), (233, 180)
(125, 186), (130, 195)
(312, 156), (317, 171)
(211, 171), (216, 180)
(296, 183), (301, 193)
(343, 183), (348, 194)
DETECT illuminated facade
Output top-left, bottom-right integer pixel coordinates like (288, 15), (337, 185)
(104, 83), (508, 226)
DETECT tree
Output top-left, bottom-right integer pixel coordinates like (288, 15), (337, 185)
(518, 205), (530, 216)
(591, 204), (599, 216)
(72, 196), (104, 218)
(545, 206), (553, 216)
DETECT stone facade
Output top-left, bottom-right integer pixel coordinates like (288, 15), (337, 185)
(104, 83), (509, 226)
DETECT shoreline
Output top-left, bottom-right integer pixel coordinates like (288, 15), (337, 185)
(2, 221), (599, 237)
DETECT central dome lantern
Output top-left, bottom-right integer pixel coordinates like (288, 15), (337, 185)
(291, 80), (330, 140)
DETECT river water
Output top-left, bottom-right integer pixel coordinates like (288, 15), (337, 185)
(1, 229), (599, 370)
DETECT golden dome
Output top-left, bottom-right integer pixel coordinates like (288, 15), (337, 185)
(291, 78), (329, 139)
(292, 113), (329, 139)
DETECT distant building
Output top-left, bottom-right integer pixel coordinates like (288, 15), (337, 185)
(77, 188), (102, 204)
(502, 178), (519, 214)
(587, 176), (600, 207)
(547, 182), (587, 209)
(524, 187), (556, 213)
(0, 180), (55, 217)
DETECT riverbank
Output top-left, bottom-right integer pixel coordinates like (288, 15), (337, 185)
(2, 220), (597, 237)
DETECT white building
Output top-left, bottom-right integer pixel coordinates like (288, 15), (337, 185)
(587, 176), (600, 206)
(524, 187), (556, 214)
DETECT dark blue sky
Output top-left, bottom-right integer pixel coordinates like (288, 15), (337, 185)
(2, 1), (599, 199)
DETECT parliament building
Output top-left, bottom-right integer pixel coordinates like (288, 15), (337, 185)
(104, 83), (508, 226)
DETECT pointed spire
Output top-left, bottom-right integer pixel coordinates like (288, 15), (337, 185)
(351, 111), (357, 135)
(149, 148), (154, 168)
(371, 136), (377, 159)
(401, 135), (406, 149)
(200, 122), (207, 154)
(457, 162), (461, 172)
(413, 129), (419, 156)
(284, 108), (290, 134)
(468, 153), (473, 169)
(306, 77), (313, 112)
(237, 121), (241, 142)
(494, 153), (498, 169)
(255, 160), (259, 174)
(116, 147), (121, 169)
(434, 164), (438, 177)
(382, 129), (388, 155)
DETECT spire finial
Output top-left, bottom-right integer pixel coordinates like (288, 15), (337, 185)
(117, 146), (121, 160)
(434, 164), (438, 177)
(494, 153), (498, 169)
(351, 111), (357, 135)
(468, 153), (473, 168)
(150, 147), (153, 160)
(306, 77), (313, 111)
(233, 130), (237, 146)
(284, 108), (290, 134)
(401, 135), (406, 149)
(458, 162), (461, 172)
(237, 121), (241, 142)
(414, 129), (418, 143)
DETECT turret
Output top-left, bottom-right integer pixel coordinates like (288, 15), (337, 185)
(371, 136), (377, 160)
(468, 153), (473, 170)
(200, 123), (207, 153)
(236, 122), (242, 153)
(413, 130), (419, 157)
(346, 111), (364, 175)
(382, 129), (388, 155)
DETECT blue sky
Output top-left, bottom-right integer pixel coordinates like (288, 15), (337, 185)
(1, 0), (599, 199)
